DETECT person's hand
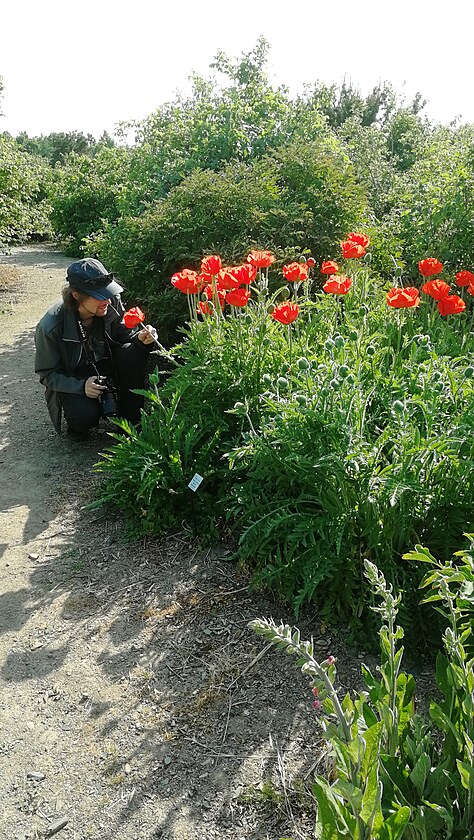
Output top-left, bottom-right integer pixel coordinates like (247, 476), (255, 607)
(84, 376), (107, 399)
(137, 325), (157, 345)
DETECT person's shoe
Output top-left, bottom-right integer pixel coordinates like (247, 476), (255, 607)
(66, 427), (90, 442)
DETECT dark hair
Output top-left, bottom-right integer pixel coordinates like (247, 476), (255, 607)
(62, 286), (87, 310)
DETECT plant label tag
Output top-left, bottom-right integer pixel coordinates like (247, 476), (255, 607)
(188, 473), (204, 492)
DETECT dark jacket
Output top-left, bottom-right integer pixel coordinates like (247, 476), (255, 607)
(35, 295), (145, 432)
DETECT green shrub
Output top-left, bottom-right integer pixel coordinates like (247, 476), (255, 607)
(0, 134), (52, 244)
(48, 145), (131, 254)
(91, 136), (368, 342)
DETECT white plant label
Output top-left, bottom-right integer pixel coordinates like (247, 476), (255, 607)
(188, 473), (204, 492)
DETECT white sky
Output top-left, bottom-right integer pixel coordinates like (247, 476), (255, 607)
(1, 0), (473, 139)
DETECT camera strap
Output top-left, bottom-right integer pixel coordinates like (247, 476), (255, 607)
(75, 315), (99, 377)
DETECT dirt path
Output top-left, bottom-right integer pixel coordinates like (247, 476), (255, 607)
(0, 247), (330, 840)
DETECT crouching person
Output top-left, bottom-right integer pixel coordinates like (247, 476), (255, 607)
(35, 258), (156, 441)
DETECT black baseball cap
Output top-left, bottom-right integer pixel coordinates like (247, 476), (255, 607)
(67, 258), (123, 300)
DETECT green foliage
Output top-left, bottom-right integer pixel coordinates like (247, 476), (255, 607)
(48, 145), (131, 254)
(395, 124), (474, 275)
(93, 376), (222, 537)
(0, 133), (52, 244)
(91, 136), (367, 342)
(252, 551), (474, 839)
(94, 254), (474, 640)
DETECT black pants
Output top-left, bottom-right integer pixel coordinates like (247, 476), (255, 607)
(59, 343), (147, 434)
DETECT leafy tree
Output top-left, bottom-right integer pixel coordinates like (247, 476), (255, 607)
(15, 130), (105, 165)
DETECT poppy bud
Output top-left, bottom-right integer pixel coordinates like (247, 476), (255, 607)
(349, 329), (359, 341)
(431, 371), (442, 382)
(306, 257), (316, 268)
(320, 387), (329, 398)
(393, 400), (405, 415)
(464, 366), (474, 379)
(277, 376), (289, 390)
(233, 402), (247, 415)
(330, 378), (340, 391)
(244, 313), (253, 325)
(366, 345), (375, 357)
(346, 373), (356, 385)
(324, 338), (335, 352)
(295, 394), (308, 406)
(262, 373), (272, 386)
(297, 357), (311, 371)
(334, 335), (345, 349)
(262, 337), (271, 347)
(280, 287), (290, 300)
(338, 365), (349, 378)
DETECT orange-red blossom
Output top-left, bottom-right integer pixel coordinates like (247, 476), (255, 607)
(282, 262), (309, 282)
(123, 306), (146, 328)
(321, 260), (339, 274)
(201, 255), (222, 276)
(271, 302), (299, 324)
(341, 240), (366, 259)
(247, 250), (275, 268)
(226, 288), (251, 307)
(456, 270), (474, 287)
(347, 232), (370, 248)
(438, 295), (466, 316)
(323, 275), (352, 295)
(386, 287), (420, 308)
(421, 279), (451, 300)
(171, 269), (202, 294)
(418, 258), (443, 278)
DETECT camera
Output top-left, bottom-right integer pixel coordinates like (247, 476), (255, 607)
(95, 375), (118, 417)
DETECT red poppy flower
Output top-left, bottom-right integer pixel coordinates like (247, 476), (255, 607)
(224, 264), (258, 286)
(201, 255), (222, 276)
(456, 270), (474, 287)
(321, 260), (340, 275)
(467, 285), (474, 297)
(418, 258), (443, 278)
(247, 250), (275, 268)
(216, 269), (242, 291)
(282, 262), (309, 282)
(386, 287), (420, 308)
(306, 257), (316, 268)
(271, 302), (299, 324)
(421, 279), (451, 300)
(226, 288), (251, 307)
(438, 295), (466, 316)
(347, 232), (370, 248)
(123, 306), (146, 328)
(341, 240), (366, 259)
(323, 275), (353, 295)
(171, 269), (201, 294)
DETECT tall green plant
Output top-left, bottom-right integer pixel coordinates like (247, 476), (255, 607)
(251, 545), (474, 839)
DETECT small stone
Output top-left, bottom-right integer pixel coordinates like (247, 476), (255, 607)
(45, 817), (69, 836)
(28, 553), (40, 560)
(124, 763), (131, 775)
(163, 756), (172, 766)
(27, 771), (45, 782)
